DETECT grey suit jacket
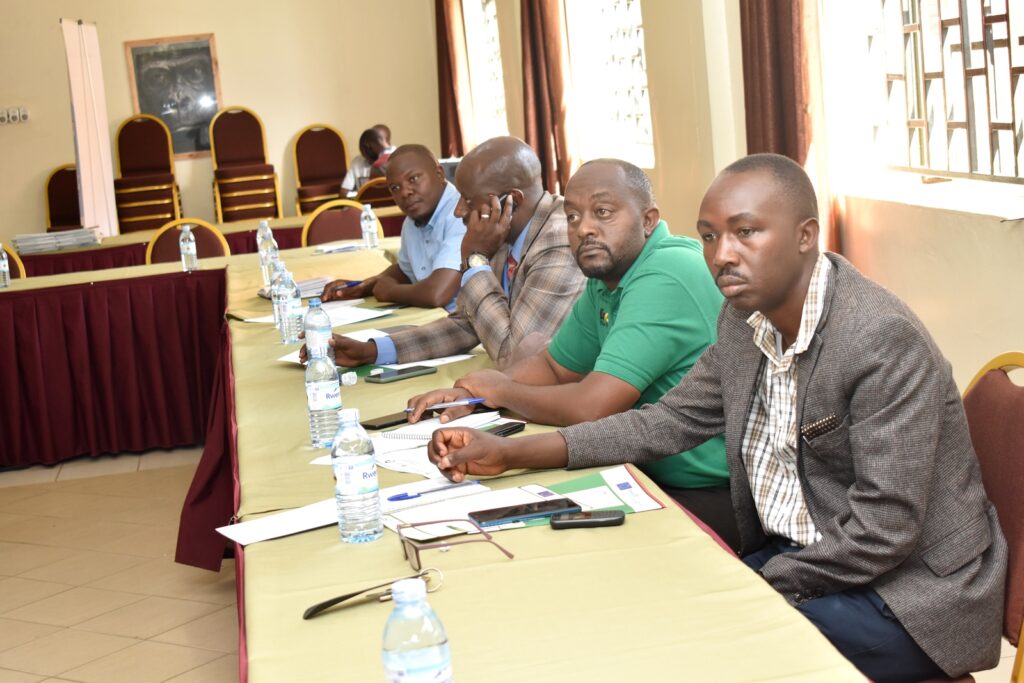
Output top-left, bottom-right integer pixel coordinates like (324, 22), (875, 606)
(390, 192), (585, 367)
(561, 253), (1006, 676)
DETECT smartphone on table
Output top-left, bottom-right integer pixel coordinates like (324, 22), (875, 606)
(468, 498), (580, 527)
(364, 366), (438, 384)
(360, 411), (409, 430)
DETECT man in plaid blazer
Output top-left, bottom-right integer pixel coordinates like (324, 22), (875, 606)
(424, 154), (1006, 681)
(330, 137), (585, 369)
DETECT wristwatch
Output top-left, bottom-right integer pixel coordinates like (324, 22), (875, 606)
(465, 252), (490, 269)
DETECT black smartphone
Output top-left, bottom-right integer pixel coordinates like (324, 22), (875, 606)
(550, 510), (626, 530)
(360, 411), (410, 430)
(482, 421), (525, 437)
(364, 366), (438, 384)
(497, 192), (517, 214)
(468, 498), (580, 527)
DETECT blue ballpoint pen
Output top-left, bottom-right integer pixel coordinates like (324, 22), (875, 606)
(403, 397), (487, 413)
(387, 480), (480, 502)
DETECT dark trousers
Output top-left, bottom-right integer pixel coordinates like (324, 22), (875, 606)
(660, 485), (742, 553)
(743, 538), (944, 683)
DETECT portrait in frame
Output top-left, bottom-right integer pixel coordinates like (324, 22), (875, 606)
(125, 33), (223, 158)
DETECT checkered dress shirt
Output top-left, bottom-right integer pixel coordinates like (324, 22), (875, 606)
(741, 253), (832, 546)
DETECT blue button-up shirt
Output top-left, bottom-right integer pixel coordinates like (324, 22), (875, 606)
(376, 182), (463, 364)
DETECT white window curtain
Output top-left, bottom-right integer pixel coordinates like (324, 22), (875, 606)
(61, 19), (118, 237)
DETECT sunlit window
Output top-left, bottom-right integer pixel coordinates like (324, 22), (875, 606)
(462, 0), (509, 144)
(862, 0), (1023, 182)
(564, 0), (655, 168)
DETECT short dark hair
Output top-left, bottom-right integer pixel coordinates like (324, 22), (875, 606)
(722, 153), (818, 220)
(372, 123), (391, 143)
(388, 144), (438, 167)
(578, 158), (655, 209)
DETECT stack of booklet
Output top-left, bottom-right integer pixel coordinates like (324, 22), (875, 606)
(13, 228), (100, 254)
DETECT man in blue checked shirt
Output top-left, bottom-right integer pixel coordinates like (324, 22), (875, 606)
(321, 144), (464, 311)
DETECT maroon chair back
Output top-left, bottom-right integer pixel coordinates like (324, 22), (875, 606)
(963, 364), (1024, 646)
(147, 220), (230, 264)
(355, 177), (397, 209)
(46, 165), (82, 232)
(295, 126), (348, 186)
(303, 204), (363, 245)
(211, 107), (268, 167)
(117, 115), (173, 176)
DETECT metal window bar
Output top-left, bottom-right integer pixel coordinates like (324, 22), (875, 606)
(883, 0), (1024, 182)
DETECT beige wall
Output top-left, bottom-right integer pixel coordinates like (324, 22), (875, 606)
(841, 197), (1024, 390)
(0, 0), (439, 246)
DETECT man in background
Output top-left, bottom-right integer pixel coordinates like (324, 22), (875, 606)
(321, 144), (464, 311)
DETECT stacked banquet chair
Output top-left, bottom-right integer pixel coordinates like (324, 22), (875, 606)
(45, 164), (82, 232)
(209, 106), (282, 223)
(293, 123), (349, 215)
(113, 114), (181, 233)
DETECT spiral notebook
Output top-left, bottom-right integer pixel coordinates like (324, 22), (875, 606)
(379, 411), (501, 441)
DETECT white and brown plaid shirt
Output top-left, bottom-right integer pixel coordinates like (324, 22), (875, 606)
(740, 253), (832, 546)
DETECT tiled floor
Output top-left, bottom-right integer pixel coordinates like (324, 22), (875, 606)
(0, 449), (237, 683)
(0, 450), (1017, 682)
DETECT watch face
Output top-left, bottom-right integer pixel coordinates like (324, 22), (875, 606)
(468, 254), (489, 268)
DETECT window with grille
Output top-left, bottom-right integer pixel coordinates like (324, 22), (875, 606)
(870, 0), (1024, 182)
(462, 0), (509, 144)
(565, 0), (655, 168)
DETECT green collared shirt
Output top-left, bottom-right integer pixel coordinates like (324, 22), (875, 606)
(548, 221), (728, 488)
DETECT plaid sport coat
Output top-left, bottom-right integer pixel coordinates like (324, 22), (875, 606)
(560, 253), (1007, 677)
(389, 192), (585, 368)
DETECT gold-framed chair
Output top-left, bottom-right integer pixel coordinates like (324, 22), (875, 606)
(114, 114), (181, 233)
(209, 106), (282, 223)
(960, 352), (1024, 682)
(45, 164), (82, 232)
(293, 123), (349, 216)
(145, 217), (231, 265)
(3, 243), (26, 279)
(300, 199), (383, 247)
(354, 177), (397, 209)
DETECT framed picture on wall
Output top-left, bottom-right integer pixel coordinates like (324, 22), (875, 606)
(125, 33), (222, 158)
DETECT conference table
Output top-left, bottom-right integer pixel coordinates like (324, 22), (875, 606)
(213, 248), (864, 681)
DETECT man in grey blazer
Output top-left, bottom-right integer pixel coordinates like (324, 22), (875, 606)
(424, 154), (1006, 681)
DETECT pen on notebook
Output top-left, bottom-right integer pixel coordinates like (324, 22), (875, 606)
(387, 480), (480, 502)
(334, 280), (362, 290)
(403, 397), (487, 413)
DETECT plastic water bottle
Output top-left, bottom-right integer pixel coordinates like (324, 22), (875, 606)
(0, 245), (10, 288)
(303, 297), (334, 361)
(361, 204), (379, 249)
(331, 408), (383, 543)
(305, 352), (341, 448)
(256, 220), (279, 287)
(179, 225), (198, 272)
(382, 578), (452, 683)
(268, 260), (287, 327)
(272, 270), (302, 343)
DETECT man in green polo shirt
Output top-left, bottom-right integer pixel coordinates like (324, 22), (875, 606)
(407, 158), (736, 549)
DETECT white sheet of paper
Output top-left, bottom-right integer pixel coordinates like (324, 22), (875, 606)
(562, 485), (624, 511)
(378, 411), (499, 441)
(601, 465), (662, 512)
(382, 486), (546, 536)
(216, 479), (491, 546)
(344, 328), (391, 342)
(243, 301), (383, 325)
(381, 355), (475, 370)
(315, 241), (361, 254)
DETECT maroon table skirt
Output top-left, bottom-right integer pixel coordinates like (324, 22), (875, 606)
(0, 269), (226, 467)
(20, 226), (303, 278)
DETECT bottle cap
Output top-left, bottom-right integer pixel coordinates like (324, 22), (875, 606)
(339, 408), (360, 423)
(308, 297), (321, 307)
(340, 371), (357, 386)
(391, 577), (426, 602)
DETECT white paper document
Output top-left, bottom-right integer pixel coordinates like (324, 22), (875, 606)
(315, 241), (361, 254)
(245, 303), (391, 326)
(601, 465), (662, 512)
(277, 328), (393, 365)
(216, 479), (492, 546)
(381, 355), (474, 370)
